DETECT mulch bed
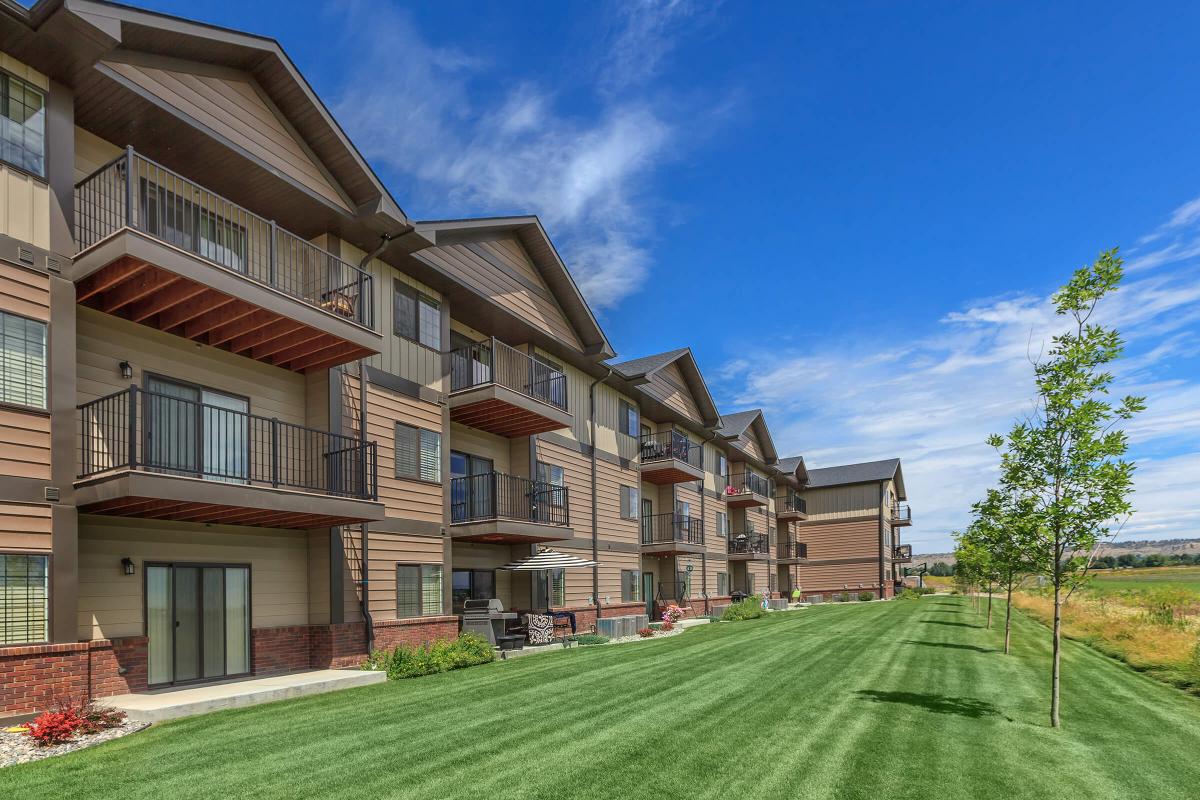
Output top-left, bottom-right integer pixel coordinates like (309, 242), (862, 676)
(0, 719), (150, 768)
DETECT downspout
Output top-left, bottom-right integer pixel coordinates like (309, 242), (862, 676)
(877, 480), (886, 600)
(351, 228), (414, 653)
(588, 366), (614, 619)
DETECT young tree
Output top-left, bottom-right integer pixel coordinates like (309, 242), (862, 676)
(989, 249), (1145, 728)
(971, 488), (1039, 653)
(952, 533), (991, 616)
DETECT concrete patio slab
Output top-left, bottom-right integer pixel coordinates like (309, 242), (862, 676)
(106, 669), (385, 722)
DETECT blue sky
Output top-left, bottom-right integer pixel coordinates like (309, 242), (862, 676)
(136, 1), (1200, 552)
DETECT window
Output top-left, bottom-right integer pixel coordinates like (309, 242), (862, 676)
(532, 353), (566, 408)
(394, 281), (441, 349)
(396, 564), (443, 618)
(621, 569), (641, 602)
(395, 423), (441, 482)
(0, 312), (46, 409)
(716, 454), (728, 478)
(716, 572), (729, 597)
(534, 568), (565, 608)
(618, 399), (639, 436)
(619, 485), (639, 520)
(0, 73), (44, 177)
(452, 568), (496, 614)
(715, 511), (728, 538)
(536, 461), (566, 509)
(0, 553), (48, 644)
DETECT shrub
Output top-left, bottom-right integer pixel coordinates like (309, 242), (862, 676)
(76, 701), (126, 734)
(570, 633), (609, 646)
(648, 622), (663, 630)
(369, 633), (495, 680)
(662, 604), (687, 624)
(661, 621), (674, 632)
(899, 588), (924, 601)
(835, 592), (852, 603)
(637, 627), (654, 638)
(721, 595), (766, 621)
(25, 710), (84, 746)
(858, 592), (875, 602)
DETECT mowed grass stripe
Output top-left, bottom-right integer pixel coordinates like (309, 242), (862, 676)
(8, 598), (1200, 799)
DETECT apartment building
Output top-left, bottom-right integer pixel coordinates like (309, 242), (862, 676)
(791, 459), (913, 601)
(0, 1), (912, 718)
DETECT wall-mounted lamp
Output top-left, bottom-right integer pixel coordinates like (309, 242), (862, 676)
(121, 557), (135, 576)
(118, 361), (133, 380)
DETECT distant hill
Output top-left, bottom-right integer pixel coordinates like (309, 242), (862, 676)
(914, 537), (1200, 566)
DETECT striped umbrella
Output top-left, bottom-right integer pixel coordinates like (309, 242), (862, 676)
(499, 548), (599, 570)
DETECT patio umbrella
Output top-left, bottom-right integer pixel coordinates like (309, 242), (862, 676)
(499, 548), (599, 570)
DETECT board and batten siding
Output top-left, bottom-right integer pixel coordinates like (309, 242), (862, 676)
(641, 362), (703, 426)
(538, 354), (639, 463)
(415, 237), (582, 351)
(101, 59), (351, 212)
(77, 516), (310, 640)
(800, 484), (882, 522)
(448, 422), (511, 473)
(0, 54), (49, 250)
(366, 383), (443, 524)
(535, 438), (639, 548)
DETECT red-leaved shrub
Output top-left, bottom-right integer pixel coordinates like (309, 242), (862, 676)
(637, 627), (654, 638)
(25, 710), (85, 746)
(661, 621), (674, 632)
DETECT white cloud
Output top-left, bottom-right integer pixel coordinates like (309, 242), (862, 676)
(718, 233), (1200, 552)
(331, 0), (708, 308)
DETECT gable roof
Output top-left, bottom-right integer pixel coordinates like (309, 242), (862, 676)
(805, 458), (906, 499)
(410, 216), (614, 363)
(606, 347), (721, 429)
(775, 455), (809, 485)
(716, 409), (778, 465)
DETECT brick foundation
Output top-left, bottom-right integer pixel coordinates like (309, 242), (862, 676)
(0, 637), (148, 719)
(251, 625), (314, 675)
(310, 621), (368, 668)
(372, 616), (459, 650)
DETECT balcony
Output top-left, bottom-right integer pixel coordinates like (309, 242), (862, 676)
(727, 531), (770, 560)
(449, 471), (571, 543)
(776, 492), (808, 521)
(75, 386), (383, 528)
(723, 472), (771, 508)
(778, 540), (808, 563)
(447, 338), (572, 437)
(73, 149), (380, 372)
(891, 504), (913, 527)
(639, 431), (703, 485)
(640, 512), (705, 556)
(893, 544), (913, 563)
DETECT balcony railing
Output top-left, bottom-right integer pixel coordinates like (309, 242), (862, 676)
(891, 504), (913, 523)
(639, 430), (702, 469)
(893, 544), (913, 561)
(779, 541), (808, 559)
(728, 532), (769, 555)
(450, 471), (569, 526)
(779, 492), (807, 514)
(77, 386), (377, 499)
(448, 337), (568, 411)
(74, 148), (375, 330)
(641, 512), (704, 546)
(728, 471), (771, 497)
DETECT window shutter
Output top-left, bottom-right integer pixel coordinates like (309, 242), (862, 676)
(418, 429), (441, 482)
(551, 569), (565, 606)
(394, 282), (417, 339)
(395, 424), (418, 478)
(396, 565), (419, 617)
(619, 486), (629, 519)
(629, 486), (638, 519)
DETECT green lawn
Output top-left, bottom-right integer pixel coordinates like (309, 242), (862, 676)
(7, 598), (1200, 799)
(1088, 565), (1200, 594)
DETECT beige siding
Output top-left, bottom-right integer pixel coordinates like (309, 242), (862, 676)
(448, 422), (511, 472)
(558, 541), (638, 609)
(738, 428), (764, 461)
(536, 438), (638, 547)
(307, 529), (330, 625)
(416, 239), (582, 350)
(103, 60), (350, 212)
(545, 356), (638, 462)
(641, 362), (703, 425)
(0, 261), (49, 322)
(367, 383), (444, 523)
(77, 516), (310, 640)
(0, 408), (50, 480)
(74, 126), (123, 183)
(0, 502), (51, 552)
(366, 531), (445, 620)
(0, 166), (49, 251)
(76, 307), (307, 422)
(800, 484), (881, 522)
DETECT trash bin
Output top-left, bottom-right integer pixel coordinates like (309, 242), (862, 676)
(730, 592), (748, 603)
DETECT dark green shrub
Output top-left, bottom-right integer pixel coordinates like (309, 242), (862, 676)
(569, 633), (609, 646)
(721, 595), (766, 621)
(858, 591), (874, 602)
(899, 588), (924, 601)
(835, 592), (852, 603)
(366, 633), (495, 680)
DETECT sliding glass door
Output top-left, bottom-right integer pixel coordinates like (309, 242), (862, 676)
(145, 376), (249, 483)
(146, 564), (251, 686)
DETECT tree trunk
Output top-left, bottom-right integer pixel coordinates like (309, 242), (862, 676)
(1051, 578), (1062, 728)
(987, 588), (993, 629)
(1004, 580), (1013, 655)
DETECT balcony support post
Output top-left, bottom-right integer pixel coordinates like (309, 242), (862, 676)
(270, 418), (280, 488)
(268, 220), (277, 286)
(123, 146), (134, 230)
(127, 384), (137, 470)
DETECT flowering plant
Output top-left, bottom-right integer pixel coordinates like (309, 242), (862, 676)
(662, 604), (686, 624)
(660, 621), (674, 632)
(637, 627), (655, 638)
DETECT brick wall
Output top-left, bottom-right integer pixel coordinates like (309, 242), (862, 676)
(251, 625), (313, 675)
(310, 622), (368, 668)
(88, 637), (148, 697)
(0, 637), (148, 719)
(372, 616), (459, 651)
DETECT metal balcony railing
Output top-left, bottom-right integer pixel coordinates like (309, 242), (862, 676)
(779, 541), (808, 559)
(728, 470), (771, 497)
(640, 512), (704, 546)
(893, 544), (913, 561)
(891, 504), (913, 523)
(77, 386), (377, 499)
(74, 148), (375, 329)
(450, 471), (569, 526)
(639, 430), (702, 469)
(448, 337), (568, 411)
(728, 532), (769, 555)
(779, 491), (807, 514)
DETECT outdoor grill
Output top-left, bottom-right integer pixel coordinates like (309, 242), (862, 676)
(461, 598), (521, 649)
